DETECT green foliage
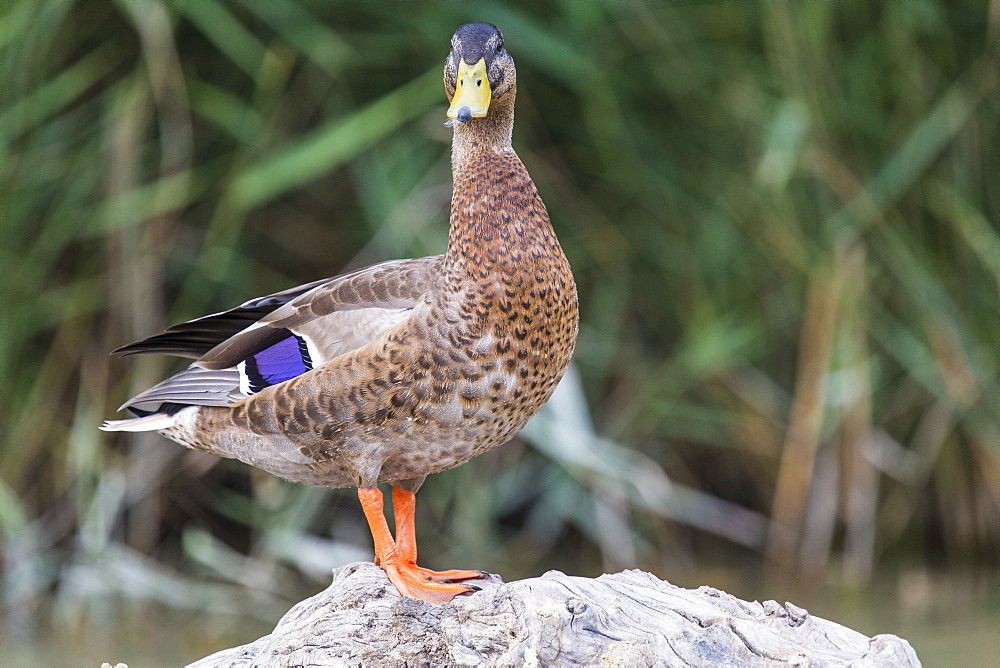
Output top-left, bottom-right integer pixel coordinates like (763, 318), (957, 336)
(1, 0), (997, 662)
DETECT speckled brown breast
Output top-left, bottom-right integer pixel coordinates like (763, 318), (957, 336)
(188, 146), (578, 489)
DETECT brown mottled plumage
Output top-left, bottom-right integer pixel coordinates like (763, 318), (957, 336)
(103, 22), (578, 604)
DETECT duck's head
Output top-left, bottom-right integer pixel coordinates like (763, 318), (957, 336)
(444, 22), (514, 124)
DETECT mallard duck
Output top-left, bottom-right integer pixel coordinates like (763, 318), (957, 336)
(102, 22), (579, 605)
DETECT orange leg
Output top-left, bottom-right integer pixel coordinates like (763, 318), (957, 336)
(357, 486), (484, 605)
(392, 485), (487, 583)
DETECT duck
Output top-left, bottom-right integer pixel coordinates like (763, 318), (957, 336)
(102, 21), (579, 605)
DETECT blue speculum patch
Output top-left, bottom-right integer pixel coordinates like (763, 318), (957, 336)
(244, 333), (312, 393)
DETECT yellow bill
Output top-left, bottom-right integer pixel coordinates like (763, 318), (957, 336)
(447, 58), (491, 122)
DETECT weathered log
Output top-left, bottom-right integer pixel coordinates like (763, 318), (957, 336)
(190, 562), (919, 667)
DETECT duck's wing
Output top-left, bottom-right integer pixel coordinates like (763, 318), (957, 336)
(112, 274), (337, 359)
(196, 255), (440, 370)
(113, 256), (442, 414)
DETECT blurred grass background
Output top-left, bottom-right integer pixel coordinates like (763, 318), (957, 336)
(1, 0), (998, 664)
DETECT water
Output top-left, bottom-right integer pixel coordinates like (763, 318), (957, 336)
(2, 567), (995, 665)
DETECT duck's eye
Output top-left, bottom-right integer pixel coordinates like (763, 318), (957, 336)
(496, 39), (504, 53)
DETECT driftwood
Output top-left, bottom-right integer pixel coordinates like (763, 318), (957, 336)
(190, 562), (919, 667)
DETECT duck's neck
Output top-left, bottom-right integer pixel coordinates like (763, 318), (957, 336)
(450, 93), (515, 173)
(445, 91), (563, 289)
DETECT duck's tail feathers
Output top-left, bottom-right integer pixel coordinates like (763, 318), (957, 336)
(100, 413), (177, 433)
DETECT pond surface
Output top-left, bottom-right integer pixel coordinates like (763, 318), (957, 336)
(2, 567), (994, 665)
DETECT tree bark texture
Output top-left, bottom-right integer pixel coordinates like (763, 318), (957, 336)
(190, 562), (919, 667)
